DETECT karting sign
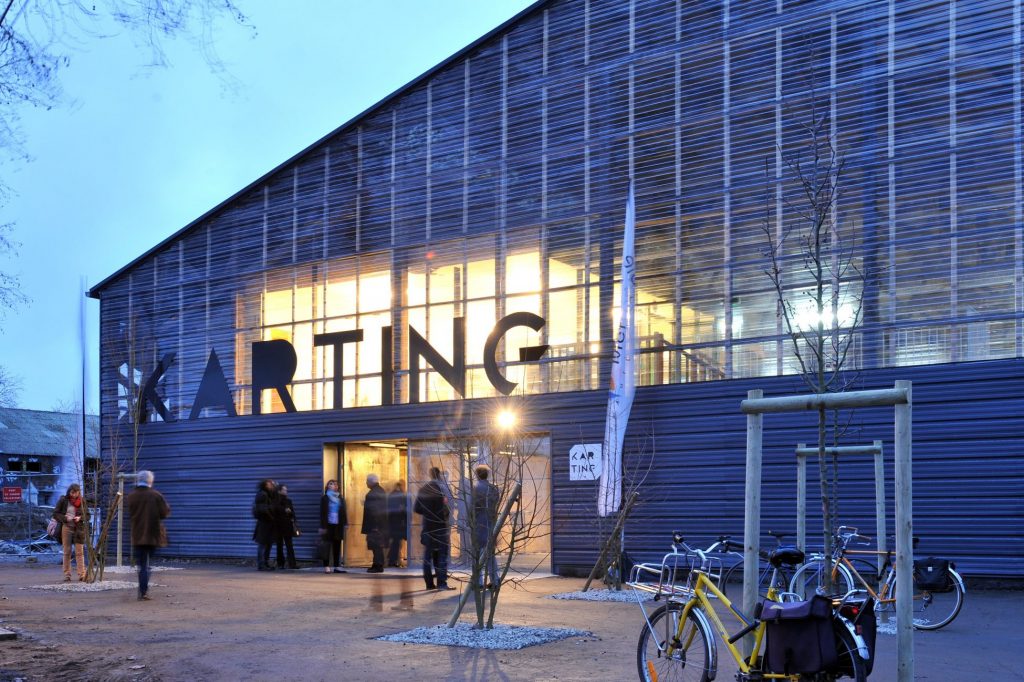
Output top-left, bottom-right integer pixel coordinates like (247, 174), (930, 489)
(569, 444), (602, 481)
(2, 486), (22, 503)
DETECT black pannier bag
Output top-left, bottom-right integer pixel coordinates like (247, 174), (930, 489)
(761, 595), (838, 675)
(913, 557), (953, 592)
(838, 597), (876, 676)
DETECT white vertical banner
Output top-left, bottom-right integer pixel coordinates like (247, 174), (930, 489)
(598, 183), (637, 517)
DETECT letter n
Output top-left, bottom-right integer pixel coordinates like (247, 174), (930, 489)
(407, 317), (465, 403)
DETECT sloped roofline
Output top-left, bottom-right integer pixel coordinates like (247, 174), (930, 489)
(88, 0), (549, 298)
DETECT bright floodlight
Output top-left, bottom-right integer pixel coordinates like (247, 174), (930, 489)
(496, 410), (517, 430)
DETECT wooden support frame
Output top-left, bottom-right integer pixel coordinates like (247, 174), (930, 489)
(740, 381), (914, 682)
(794, 440), (886, 558)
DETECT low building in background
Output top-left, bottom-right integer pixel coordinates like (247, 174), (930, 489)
(0, 407), (99, 508)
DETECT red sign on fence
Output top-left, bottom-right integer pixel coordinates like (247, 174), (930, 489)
(2, 487), (22, 503)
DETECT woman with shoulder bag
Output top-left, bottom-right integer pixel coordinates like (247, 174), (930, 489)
(319, 480), (347, 574)
(52, 483), (87, 582)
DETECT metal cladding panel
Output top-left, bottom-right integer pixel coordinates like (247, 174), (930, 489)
(116, 357), (1023, 578)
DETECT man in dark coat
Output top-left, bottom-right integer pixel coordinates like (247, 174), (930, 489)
(252, 479), (278, 571)
(386, 480), (408, 567)
(361, 474), (388, 573)
(413, 466), (452, 590)
(125, 470), (170, 601)
(472, 464), (501, 589)
(275, 483), (299, 569)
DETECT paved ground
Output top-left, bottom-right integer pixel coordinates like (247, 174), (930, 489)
(0, 557), (1019, 681)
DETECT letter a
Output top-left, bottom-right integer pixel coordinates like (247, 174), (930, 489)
(189, 349), (238, 419)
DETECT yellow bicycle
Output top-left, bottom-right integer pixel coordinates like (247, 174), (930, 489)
(629, 532), (868, 682)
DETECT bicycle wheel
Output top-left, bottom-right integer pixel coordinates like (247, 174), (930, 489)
(888, 567), (965, 631)
(824, 621), (868, 681)
(722, 561), (790, 601)
(637, 602), (716, 682)
(788, 559), (855, 599)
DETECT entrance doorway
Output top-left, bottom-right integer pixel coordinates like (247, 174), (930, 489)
(323, 442), (407, 568)
(324, 435), (551, 572)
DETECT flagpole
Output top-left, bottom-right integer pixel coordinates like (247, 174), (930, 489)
(598, 182), (636, 519)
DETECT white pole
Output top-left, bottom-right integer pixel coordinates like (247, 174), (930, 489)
(117, 475), (125, 568)
(893, 381), (913, 682)
(743, 389), (763, 652)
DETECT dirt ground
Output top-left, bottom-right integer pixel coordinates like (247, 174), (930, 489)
(1, 555), (1020, 681)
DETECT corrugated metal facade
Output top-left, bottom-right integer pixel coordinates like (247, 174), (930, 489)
(113, 358), (1022, 577)
(90, 0), (1023, 578)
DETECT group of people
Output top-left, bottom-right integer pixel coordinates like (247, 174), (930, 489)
(363, 463), (499, 592)
(250, 463), (499, 593)
(252, 479), (301, 571)
(357, 474), (410, 573)
(356, 467), (456, 589)
(52, 471), (170, 601)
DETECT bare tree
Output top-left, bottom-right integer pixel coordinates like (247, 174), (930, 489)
(412, 400), (552, 630)
(582, 427), (658, 592)
(0, 0), (252, 162)
(0, 221), (28, 397)
(0, 363), (21, 406)
(761, 71), (865, 591)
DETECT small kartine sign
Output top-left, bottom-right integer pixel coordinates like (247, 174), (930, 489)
(569, 444), (602, 481)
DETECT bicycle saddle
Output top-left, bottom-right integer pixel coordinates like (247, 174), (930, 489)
(768, 545), (805, 567)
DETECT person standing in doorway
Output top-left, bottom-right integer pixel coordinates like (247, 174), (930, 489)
(52, 483), (87, 582)
(252, 479), (278, 571)
(275, 483), (299, 569)
(125, 470), (170, 601)
(387, 480), (408, 568)
(319, 480), (347, 574)
(414, 467), (453, 590)
(472, 464), (501, 590)
(361, 474), (387, 573)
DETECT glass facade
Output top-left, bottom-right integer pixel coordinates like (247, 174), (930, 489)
(98, 0), (1024, 422)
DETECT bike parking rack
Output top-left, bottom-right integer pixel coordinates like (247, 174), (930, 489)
(741, 380), (914, 682)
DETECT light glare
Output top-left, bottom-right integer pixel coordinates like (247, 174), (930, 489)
(496, 410), (517, 430)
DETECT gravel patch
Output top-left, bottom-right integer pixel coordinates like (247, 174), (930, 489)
(549, 589), (651, 602)
(24, 580), (165, 592)
(377, 622), (592, 650)
(876, 619), (896, 635)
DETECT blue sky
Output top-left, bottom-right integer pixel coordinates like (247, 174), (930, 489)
(0, 0), (536, 413)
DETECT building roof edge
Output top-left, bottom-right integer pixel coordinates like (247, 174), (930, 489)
(88, 0), (549, 299)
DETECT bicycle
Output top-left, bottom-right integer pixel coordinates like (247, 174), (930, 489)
(629, 531), (869, 681)
(788, 526), (965, 631)
(720, 530), (801, 601)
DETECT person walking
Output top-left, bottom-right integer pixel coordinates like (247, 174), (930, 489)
(124, 470), (170, 601)
(472, 464), (501, 590)
(414, 467), (453, 590)
(52, 483), (88, 582)
(386, 480), (408, 568)
(252, 479), (278, 571)
(361, 474), (387, 573)
(319, 479), (347, 574)
(275, 483), (299, 569)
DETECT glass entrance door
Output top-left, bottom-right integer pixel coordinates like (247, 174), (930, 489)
(341, 443), (407, 567)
